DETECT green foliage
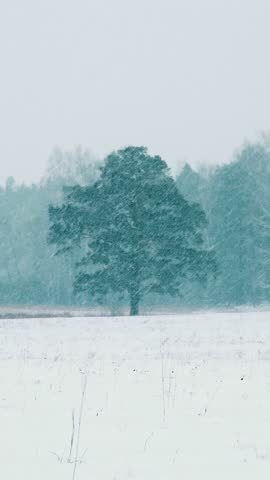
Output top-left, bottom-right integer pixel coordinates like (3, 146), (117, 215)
(176, 139), (270, 306)
(49, 146), (216, 314)
(2, 137), (270, 312)
(0, 147), (100, 306)
(207, 141), (270, 305)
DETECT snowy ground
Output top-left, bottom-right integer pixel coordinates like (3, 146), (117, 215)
(1, 311), (270, 479)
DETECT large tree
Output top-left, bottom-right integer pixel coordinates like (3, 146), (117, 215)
(48, 146), (215, 315)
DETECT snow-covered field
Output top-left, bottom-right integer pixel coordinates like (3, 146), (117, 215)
(1, 311), (270, 479)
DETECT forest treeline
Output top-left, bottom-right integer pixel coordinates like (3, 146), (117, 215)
(1, 138), (270, 311)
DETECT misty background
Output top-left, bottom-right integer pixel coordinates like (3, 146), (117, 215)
(1, 1), (270, 311)
(1, 0), (270, 184)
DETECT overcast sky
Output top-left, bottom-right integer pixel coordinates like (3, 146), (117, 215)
(1, 0), (270, 184)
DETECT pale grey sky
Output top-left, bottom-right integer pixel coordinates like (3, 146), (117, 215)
(1, 0), (270, 184)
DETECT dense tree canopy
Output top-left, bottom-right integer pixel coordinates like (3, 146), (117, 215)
(1, 138), (270, 312)
(176, 138), (270, 306)
(49, 146), (216, 314)
(207, 142), (270, 305)
(0, 148), (100, 306)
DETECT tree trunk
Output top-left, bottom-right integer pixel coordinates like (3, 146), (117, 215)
(130, 289), (140, 316)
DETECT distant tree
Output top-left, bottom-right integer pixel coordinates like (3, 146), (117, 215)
(5, 176), (16, 191)
(176, 163), (220, 306)
(49, 146), (216, 315)
(42, 146), (100, 189)
(176, 164), (207, 205)
(207, 140), (270, 305)
(0, 181), (76, 305)
(0, 148), (101, 306)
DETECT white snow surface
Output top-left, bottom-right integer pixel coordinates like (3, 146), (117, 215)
(1, 311), (270, 479)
